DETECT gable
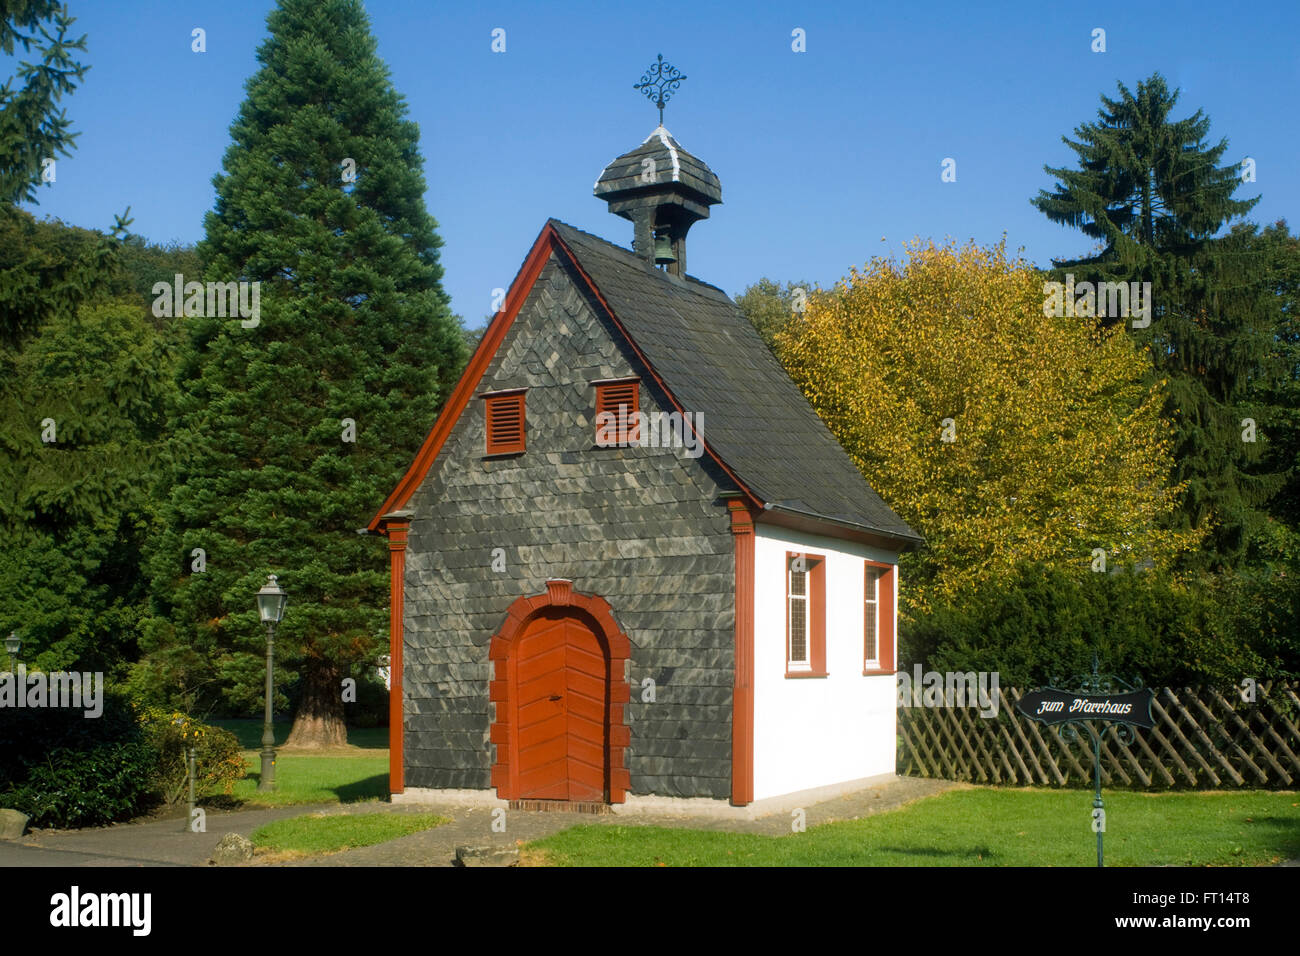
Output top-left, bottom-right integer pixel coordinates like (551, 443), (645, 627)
(412, 252), (737, 505)
(370, 221), (921, 550)
(367, 223), (750, 530)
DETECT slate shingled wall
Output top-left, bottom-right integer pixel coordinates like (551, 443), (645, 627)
(403, 254), (738, 799)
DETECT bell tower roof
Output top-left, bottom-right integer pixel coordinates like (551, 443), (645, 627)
(594, 56), (721, 276)
(594, 126), (722, 216)
(593, 124), (721, 277)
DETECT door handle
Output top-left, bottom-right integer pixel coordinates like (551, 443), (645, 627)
(549, 694), (562, 701)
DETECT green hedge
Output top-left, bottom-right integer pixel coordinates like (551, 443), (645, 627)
(0, 689), (248, 828)
(901, 562), (1300, 689)
(0, 690), (160, 828)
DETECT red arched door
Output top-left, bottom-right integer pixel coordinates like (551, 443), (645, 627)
(512, 609), (610, 802)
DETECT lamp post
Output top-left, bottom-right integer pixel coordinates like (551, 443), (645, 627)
(255, 574), (288, 792)
(5, 632), (19, 675)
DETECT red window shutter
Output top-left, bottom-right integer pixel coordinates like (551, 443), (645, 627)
(485, 393), (525, 455)
(864, 562), (895, 674)
(810, 558), (826, 675)
(595, 381), (639, 446)
(880, 564), (895, 671)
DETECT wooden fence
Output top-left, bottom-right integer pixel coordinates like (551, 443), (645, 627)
(897, 681), (1300, 789)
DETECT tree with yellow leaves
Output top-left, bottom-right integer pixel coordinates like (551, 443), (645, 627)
(774, 238), (1201, 616)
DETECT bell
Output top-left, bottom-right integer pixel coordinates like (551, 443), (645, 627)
(653, 233), (676, 265)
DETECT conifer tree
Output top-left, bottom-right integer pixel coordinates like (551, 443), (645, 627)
(0, 4), (165, 679)
(0, 1), (88, 206)
(144, 0), (466, 744)
(1032, 73), (1283, 568)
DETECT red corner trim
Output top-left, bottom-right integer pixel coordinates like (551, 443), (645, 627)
(367, 222), (765, 530)
(728, 500), (756, 806)
(379, 515), (411, 793)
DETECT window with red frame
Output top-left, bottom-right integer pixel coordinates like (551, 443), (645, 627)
(786, 552), (826, 677)
(864, 562), (895, 674)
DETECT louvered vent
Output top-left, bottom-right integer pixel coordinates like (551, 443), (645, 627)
(484, 392), (526, 455)
(595, 380), (640, 446)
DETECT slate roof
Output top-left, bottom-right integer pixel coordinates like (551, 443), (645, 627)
(549, 219), (922, 547)
(594, 126), (722, 207)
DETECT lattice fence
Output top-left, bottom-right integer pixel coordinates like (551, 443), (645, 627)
(897, 682), (1300, 789)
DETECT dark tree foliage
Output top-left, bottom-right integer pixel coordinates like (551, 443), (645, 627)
(0, 296), (175, 678)
(0, 4), (186, 689)
(902, 562), (1297, 690)
(0, 1), (88, 206)
(1243, 221), (1300, 532)
(143, 0), (467, 743)
(1032, 73), (1289, 569)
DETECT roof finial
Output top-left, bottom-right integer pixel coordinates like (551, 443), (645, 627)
(634, 54), (686, 126)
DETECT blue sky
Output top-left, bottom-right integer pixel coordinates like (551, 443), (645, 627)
(11, 0), (1299, 325)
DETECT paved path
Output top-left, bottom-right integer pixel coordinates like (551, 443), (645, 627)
(0, 803), (344, 867)
(0, 777), (957, 868)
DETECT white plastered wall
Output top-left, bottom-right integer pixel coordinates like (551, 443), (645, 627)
(751, 523), (899, 801)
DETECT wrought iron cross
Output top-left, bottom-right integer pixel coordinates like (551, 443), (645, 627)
(634, 54), (687, 125)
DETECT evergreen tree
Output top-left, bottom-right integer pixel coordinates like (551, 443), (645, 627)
(0, 5), (184, 685)
(0, 1), (88, 206)
(143, 0), (466, 744)
(1031, 73), (1282, 568)
(0, 298), (174, 678)
(1241, 220), (1300, 533)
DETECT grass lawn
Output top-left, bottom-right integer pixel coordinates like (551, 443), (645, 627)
(205, 719), (390, 807)
(250, 811), (447, 858)
(528, 788), (1300, 867)
(225, 754), (390, 806)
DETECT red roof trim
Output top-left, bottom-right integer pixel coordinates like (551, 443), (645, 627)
(368, 222), (764, 530)
(367, 225), (555, 530)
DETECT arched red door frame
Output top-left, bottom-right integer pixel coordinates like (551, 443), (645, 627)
(488, 579), (632, 803)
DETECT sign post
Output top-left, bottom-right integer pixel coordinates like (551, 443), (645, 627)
(1015, 657), (1154, 867)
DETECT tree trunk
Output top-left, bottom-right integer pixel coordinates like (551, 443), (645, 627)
(285, 659), (348, 748)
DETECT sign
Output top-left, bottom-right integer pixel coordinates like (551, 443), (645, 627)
(1013, 659), (1153, 867)
(1016, 688), (1154, 729)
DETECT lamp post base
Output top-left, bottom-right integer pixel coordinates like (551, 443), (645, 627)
(258, 749), (276, 791)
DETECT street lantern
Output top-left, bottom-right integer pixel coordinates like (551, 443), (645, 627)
(256, 574), (288, 625)
(255, 574), (287, 792)
(5, 632), (19, 674)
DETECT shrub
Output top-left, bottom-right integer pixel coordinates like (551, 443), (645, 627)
(0, 690), (161, 828)
(900, 561), (1292, 689)
(137, 708), (245, 804)
(0, 692), (246, 827)
(7, 739), (159, 829)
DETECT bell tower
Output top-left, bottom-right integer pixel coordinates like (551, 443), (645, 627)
(593, 55), (722, 277)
